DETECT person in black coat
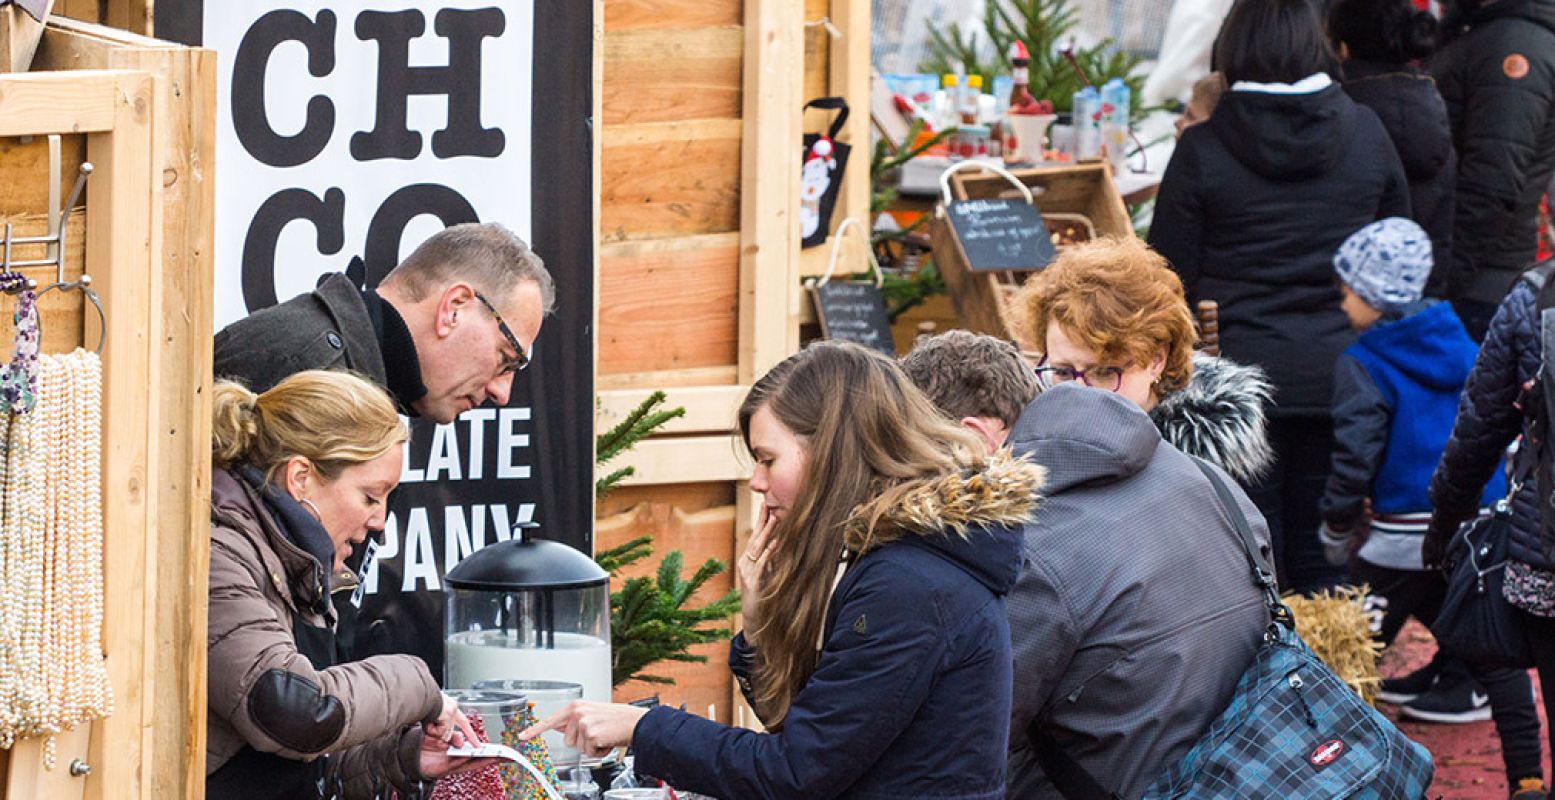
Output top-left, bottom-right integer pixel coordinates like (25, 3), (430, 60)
(1149, 0), (1410, 593)
(1425, 260), (1555, 799)
(1330, 0), (1456, 298)
(1430, 0), (1555, 340)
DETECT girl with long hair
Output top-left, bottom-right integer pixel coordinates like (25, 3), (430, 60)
(526, 341), (1043, 798)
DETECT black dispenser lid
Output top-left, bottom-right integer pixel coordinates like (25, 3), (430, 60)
(443, 524), (609, 592)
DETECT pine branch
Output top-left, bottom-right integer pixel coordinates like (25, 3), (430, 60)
(607, 549), (742, 687)
(595, 535), (654, 576)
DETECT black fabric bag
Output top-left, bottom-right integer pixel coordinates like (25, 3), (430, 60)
(800, 97), (851, 248)
(1430, 499), (1535, 671)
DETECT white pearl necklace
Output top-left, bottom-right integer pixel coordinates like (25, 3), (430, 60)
(0, 349), (112, 768)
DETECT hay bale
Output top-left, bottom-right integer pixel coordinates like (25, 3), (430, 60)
(1284, 585), (1383, 705)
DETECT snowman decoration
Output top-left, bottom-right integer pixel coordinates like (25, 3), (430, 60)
(800, 137), (837, 240)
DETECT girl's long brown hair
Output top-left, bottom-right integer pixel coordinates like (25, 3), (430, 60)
(737, 341), (986, 727)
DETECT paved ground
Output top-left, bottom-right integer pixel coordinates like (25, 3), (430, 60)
(1381, 621), (1550, 799)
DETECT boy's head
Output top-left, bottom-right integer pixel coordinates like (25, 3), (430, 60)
(900, 331), (1040, 454)
(1333, 217), (1433, 330)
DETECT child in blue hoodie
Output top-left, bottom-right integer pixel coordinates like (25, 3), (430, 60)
(1319, 217), (1505, 575)
(1318, 218), (1546, 798)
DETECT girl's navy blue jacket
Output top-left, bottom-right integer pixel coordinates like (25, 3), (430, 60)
(630, 456), (1043, 800)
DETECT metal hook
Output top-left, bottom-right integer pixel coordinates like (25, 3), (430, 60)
(805, 16), (842, 39)
(36, 277), (106, 354)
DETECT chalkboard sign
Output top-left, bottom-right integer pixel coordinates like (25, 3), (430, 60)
(810, 281), (896, 356)
(945, 198), (1056, 272)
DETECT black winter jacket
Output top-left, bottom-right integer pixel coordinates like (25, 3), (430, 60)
(1430, 0), (1555, 305)
(1429, 262), (1555, 569)
(1341, 60), (1457, 297)
(1150, 81), (1411, 414)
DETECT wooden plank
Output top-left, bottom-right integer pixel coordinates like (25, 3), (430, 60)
(599, 384), (745, 435)
(600, 134), (742, 242)
(830, 0), (870, 232)
(616, 435), (750, 485)
(2, 0), (56, 73)
(4, 725), (94, 800)
(103, 0), (150, 36)
(599, 235), (739, 374)
(0, 69), (128, 135)
(603, 118), (742, 147)
(597, 365), (738, 391)
(605, 0), (740, 31)
(55, 0), (100, 24)
(107, 43), (214, 800)
(82, 68), (163, 800)
(603, 26), (743, 125)
(738, 0), (803, 383)
(35, 15), (174, 73)
(0, 133), (87, 216)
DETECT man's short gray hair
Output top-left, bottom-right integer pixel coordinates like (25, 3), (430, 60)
(382, 222), (556, 314)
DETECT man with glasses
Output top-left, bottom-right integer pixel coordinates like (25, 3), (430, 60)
(214, 222), (554, 425)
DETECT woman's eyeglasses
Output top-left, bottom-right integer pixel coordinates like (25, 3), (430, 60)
(1034, 356), (1125, 392)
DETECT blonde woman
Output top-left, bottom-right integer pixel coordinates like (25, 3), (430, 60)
(205, 370), (491, 799)
(525, 342), (1044, 798)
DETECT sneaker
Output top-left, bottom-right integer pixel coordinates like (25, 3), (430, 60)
(1400, 677), (1493, 724)
(1377, 665), (1438, 705)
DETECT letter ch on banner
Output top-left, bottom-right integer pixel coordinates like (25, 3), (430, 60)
(173, 0), (596, 680)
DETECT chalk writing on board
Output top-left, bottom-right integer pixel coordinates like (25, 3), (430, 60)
(811, 281), (895, 356)
(946, 197), (1056, 272)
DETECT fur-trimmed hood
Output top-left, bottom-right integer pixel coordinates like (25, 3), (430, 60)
(841, 452), (1044, 595)
(1150, 354), (1274, 484)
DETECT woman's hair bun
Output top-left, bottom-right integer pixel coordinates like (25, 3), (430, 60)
(210, 380), (261, 468)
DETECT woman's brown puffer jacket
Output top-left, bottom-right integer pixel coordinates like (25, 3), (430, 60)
(206, 467), (443, 799)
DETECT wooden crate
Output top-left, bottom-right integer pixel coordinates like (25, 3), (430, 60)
(931, 162), (1133, 350)
(0, 17), (214, 800)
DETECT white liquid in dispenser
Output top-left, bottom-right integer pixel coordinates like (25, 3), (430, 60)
(446, 630), (612, 702)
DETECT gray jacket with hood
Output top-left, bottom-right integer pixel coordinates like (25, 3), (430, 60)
(1005, 383), (1271, 799)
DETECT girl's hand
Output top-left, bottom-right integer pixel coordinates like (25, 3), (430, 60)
(520, 701), (649, 760)
(737, 506), (778, 644)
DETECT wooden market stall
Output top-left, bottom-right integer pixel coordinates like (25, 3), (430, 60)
(0, 17), (214, 800)
(34, 0), (863, 754)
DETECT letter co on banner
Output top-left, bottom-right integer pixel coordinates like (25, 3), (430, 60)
(176, 1), (597, 678)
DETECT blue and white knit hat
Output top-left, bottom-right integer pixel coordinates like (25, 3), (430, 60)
(1333, 217), (1433, 310)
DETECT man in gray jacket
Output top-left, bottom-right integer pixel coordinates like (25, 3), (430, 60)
(1005, 383), (1270, 798)
(214, 222), (554, 424)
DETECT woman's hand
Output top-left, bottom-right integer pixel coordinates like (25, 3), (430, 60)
(423, 695), (480, 749)
(520, 701), (649, 760)
(417, 726), (500, 780)
(737, 506), (778, 644)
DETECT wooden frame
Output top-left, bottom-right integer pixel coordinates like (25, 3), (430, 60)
(0, 67), (165, 800)
(30, 19), (217, 798)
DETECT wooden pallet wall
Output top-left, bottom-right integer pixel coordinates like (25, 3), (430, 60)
(595, 0), (869, 725)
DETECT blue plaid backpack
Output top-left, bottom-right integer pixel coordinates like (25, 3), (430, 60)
(1030, 459), (1435, 800)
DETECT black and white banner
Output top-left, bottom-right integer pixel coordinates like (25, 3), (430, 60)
(162, 1), (596, 678)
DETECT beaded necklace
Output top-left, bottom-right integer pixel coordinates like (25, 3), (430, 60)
(0, 349), (112, 767)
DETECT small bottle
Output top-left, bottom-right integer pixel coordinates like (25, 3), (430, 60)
(960, 75), (985, 124)
(1073, 86), (1102, 160)
(1101, 78), (1132, 172)
(931, 73), (959, 130)
(1009, 41), (1036, 110)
